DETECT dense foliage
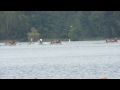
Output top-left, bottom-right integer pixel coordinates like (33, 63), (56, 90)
(0, 11), (120, 41)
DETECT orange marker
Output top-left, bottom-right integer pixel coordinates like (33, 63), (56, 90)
(101, 77), (107, 79)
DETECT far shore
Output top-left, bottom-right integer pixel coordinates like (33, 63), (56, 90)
(0, 37), (119, 43)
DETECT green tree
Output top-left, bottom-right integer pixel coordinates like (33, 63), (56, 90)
(27, 27), (40, 42)
(68, 26), (77, 40)
(88, 11), (105, 37)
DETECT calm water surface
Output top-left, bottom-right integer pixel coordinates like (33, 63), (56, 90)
(0, 41), (120, 79)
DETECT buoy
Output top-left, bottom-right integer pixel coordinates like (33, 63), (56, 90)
(101, 77), (107, 79)
(69, 39), (71, 42)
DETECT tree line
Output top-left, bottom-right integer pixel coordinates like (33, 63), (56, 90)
(0, 11), (120, 41)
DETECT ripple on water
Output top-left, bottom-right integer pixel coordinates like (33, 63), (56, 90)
(0, 41), (120, 79)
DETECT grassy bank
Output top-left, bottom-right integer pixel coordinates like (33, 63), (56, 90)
(82, 37), (107, 41)
(0, 37), (119, 43)
(42, 37), (106, 42)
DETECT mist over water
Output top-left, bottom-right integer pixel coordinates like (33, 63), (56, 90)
(0, 41), (120, 79)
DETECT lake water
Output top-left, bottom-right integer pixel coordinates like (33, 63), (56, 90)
(0, 41), (120, 79)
